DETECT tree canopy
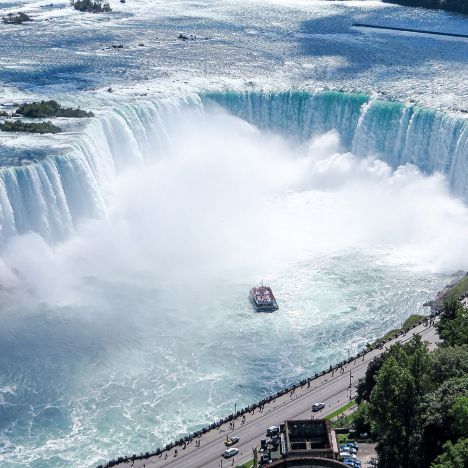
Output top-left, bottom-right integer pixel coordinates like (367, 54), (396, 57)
(353, 298), (468, 468)
(431, 438), (468, 468)
(436, 300), (468, 347)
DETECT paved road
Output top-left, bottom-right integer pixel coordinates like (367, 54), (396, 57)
(119, 322), (440, 468)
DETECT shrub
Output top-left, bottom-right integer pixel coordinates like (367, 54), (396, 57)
(0, 120), (61, 134)
(16, 100), (94, 118)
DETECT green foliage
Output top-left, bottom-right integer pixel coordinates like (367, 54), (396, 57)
(356, 296), (467, 468)
(333, 412), (353, 429)
(370, 315), (425, 348)
(372, 329), (400, 347)
(0, 120), (61, 134)
(429, 346), (468, 386)
(357, 335), (429, 404)
(437, 300), (468, 347)
(402, 314), (425, 329)
(419, 376), (468, 467)
(444, 276), (468, 303)
(332, 403), (371, 434)
(405, 335), (432, 397)
(357, 353), (386, 403)
(337, 434), (349, 444)
(235, 461), (254, 468)
(382, 0), (468, 15)
(431, 438), (468, 468)
(325, 400), (355, 420)
(16, 100), (94, 118)
(351, 401), (371, 434)
(449, 396), (468, 438)
(369, 357), (419, 467)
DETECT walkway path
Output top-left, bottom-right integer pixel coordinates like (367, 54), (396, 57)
(118, 321), (440, 468)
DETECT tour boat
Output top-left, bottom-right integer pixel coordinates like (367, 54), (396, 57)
(250, 284), (279, 312)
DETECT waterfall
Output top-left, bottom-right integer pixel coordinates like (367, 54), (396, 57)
(202, 90), (468, 196)
(0, 95), (199, 245)
(0, 90), (466, 246)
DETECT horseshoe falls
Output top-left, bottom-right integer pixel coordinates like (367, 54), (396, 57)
(1, 92), (467, 246)
(0, 1), (467, 467)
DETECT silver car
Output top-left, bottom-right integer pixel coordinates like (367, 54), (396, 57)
(312, 402), (325, 412)
(223, 447), (239, 458)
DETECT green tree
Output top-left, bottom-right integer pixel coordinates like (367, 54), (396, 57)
(357, 335), (430, 404)
(449, 396), (468, 436)
(419, 376), (468, 467)
(352, 400), (371, 434)
(405, 334), (431, 396)
(437, 300), (468, 347)
(356, 353), (386, 403)
(429, 345), (468, 386)
(368, 357), (418, 467)
(431, 438), (468, 468)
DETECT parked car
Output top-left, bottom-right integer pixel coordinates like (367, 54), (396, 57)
(266, 425), (279, 437)
(223, 447), (239, 458)
(345, 441), (359, 451)
(312, 402), (325, 412)
(339, 444), (357, 454)
(340, 451), (357, 460)
(224, 436), (240, 446)
(342, 459), (361, 468)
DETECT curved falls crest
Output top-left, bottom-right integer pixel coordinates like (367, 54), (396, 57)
(0, 91), (466, 245)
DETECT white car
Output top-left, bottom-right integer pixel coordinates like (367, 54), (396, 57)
(223, 447), (239, 458)
(312, 402), (325, 412)
(340, 451), (357, 460)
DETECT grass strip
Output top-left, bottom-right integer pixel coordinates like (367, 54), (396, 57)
(236, 460), (254, 468)
(326, 400), (356, 420)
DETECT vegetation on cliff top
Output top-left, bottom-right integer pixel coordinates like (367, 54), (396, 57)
(370, 313), (425, 347)
(0, 120), (61, 134)
(15, 100), (94, 118)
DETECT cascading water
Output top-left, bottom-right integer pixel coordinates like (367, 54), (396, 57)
(203, 90), (468, 196)
(0, 96), (199, 244)
(0, 91), (466, 246)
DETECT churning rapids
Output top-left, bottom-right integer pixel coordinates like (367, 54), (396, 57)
(0, 1), (468, 467)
